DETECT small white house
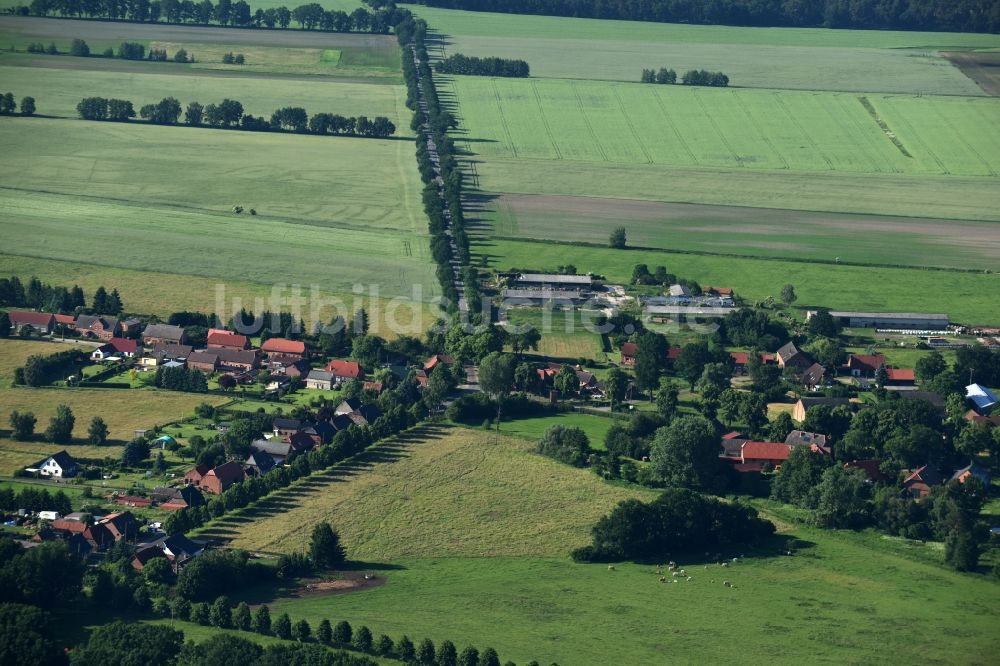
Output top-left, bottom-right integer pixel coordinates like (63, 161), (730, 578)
(304, 370), (335, 391)
(38, 511), (61, 521)
(36, 451), (78, 478)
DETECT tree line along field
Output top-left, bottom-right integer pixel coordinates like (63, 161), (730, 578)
(161, 425), (1000, 665)
(448, 77), (1000, 176)
(488, 194), (1000, 270)
(0, 61), (409, 121)
(481, 238), (1000, 324)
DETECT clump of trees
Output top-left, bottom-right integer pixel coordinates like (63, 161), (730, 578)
(76, 97), (136, 121)
(435, 53), (529, 77)
(153, 366), (209, 393)
(222, 52), (246, 64)
(0, 92), (34, 116)
(640, 67), (729, 86)
(572, 488), (775, 562)
(15, 349), (87, 387)
(117, 41), (146, 60)
(536, 425), (590, 467)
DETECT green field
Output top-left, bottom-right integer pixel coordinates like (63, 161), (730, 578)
(450, 78), (1000, 176)
(181, 423), (1000, 665)
(0, 117), (438, 306)
(483, 238), (1000, 324)
(0, 60), (408, 122)
(208, 425), (654, 557)
(497, 411), (617, 447)
(489, 193), (1000, 270)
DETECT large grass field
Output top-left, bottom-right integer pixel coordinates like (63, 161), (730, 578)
(450, 78), (1000, 177)
(184, 423), (1000, 665)
(489, 193), (1000, 270)
(0, 59), (408, 122)
(0, 118), (439, 307)
(207, 424), (655, 557)
(482, 238), (1000, 324)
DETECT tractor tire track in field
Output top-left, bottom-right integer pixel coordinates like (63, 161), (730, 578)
(649, 88), (698, 165)
(965, 99), (1000, 173)
(490, 78), (520, 158)
(692, 88), (744, 168)
(530, 79), (563, 160)
(731, 90), (789, 170)
(865, 96), (948, 175)
(857, 96), (916, 160)
(829, 95), (891, 173)
(571, 82), (611, 163)
(931, 102), (997, 176)
(772, 92), (835, 171)
(612, 86), (653, 164)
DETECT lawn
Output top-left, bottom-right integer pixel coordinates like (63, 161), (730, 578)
(481, 238), (1000, 324)
(204, 424), (657, 558)
(502, 308), (606, 361)
(488, 193), (1000, 270)
(497, 410), (617, 448)
(450, 78), (1000, 177)
(0, 59), (408, 122)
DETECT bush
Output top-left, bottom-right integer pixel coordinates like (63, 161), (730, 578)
(536, 425), (590, 467)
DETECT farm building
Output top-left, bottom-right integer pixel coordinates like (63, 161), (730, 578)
(902, 465), (943, 498)
(142, 323), (188, 346)
(515, 273), (592, 290)
(305, 370), (337, 390)
(91, 337), (138, 360)
(325, 360), (362, 382)
(75, 315), (121, 341)
(207, 329), (250, 350)
(261, 338), (307, 360)
(8, 310), (55, 335)
(502, 288), (584, 305)
(846, 354), (886, 378)
(620, 342), (638, 366)
(644, 305), (734, 323)
(966, 384), (998, 413)
(820, 311), (949, 330)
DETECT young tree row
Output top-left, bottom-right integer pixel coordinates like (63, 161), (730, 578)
(0, 92), (36, 116)
(640, 68), (729, 87)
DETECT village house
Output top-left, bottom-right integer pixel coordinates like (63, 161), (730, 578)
(198, 461), (246, 495)
(212, 348), (260, 372)
(261, 338), (307, 360)
(244, 451), (277, 477)
(304, 370), (336, 390)
(90, 337), (139, 361)
(75, 315), (121, 341)
(424, 354), (454, 372)
(53, 313), (76, 331)
(8, 310), (55, 335)
(884, 368), (916, 386)
(267, 357), (310, 377)
(792, 397), (851, 423)
(151, 485), (206, 510)
(206, 329), (250, 350)
(131, 533), (204, 572)
(49, 519), (115, 551)
(846, 354), (886, 378)
(328, 361), (365, 384)
(620, 342), (638, 367)
(251, 439), (295, 464)
(776, 342), (811, 371)
(186, 352), (220, 373)
(96, 511), (139, 541)
(335, 398), (362, 416)
(951, 460), (991, 486)
(965, 384), (997, 414)
(30, 450), (78, 478)
(964, 409), (1000, 427)
(799, 363), (828, 391)
(273, 417), (304, 438)
(183, 463), (210, 486)
(902, 465), (944, 498)
(844, 459), (888, 483)
(785, 430), (831, 455)
(722, 441), (792, 473)
(142, 323), (188, 346)
(141, 343), (194, 368)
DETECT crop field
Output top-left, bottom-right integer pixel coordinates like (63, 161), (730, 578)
(450, 78), (1000, 177)
(483, 239), (1000, 324)
(209, 425), (655, 557)
(0, 60), (408, 121)
(489, 193), (1000, 269)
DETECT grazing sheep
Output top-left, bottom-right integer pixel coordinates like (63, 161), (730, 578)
(672, 571), (680, 577)
(669, 561), (676, 568)
(724, 581), (732, 588)
(721, 562), (729, 568)
(732, 557), (738, 563)
(686, 577), (692, 581)
(608, 565), (616, 571)
(659, 577), (667, 583)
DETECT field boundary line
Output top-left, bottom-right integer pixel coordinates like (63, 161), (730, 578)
(649, 87), (698, 165)
(490, 78), (520, 158)
(529, 79), (563, 160)
(571, 81), (611, 163)
(691, 88), (743, 168)
(771, 92), (835, 171)
(730, 89), (789, 170)
(612, 85), (653, 165)
(490, 235), (991, 274)
(931, 101), (997, 176)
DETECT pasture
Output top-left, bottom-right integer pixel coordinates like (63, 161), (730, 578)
(0, 60), (408, 122)
(449, 77), (1000, 177)
(497, 411), (617, 448)
(489, 193), (1000, 270)
(482, 239), (1000, 324)
(206, 424), (656, 558)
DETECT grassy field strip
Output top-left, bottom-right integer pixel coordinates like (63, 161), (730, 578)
(483, 239), (1000, 323)
(471, 158), (1000, 222)
(216, 426), (655, 558)
(487, 194), (1000, 269)
(449, 78), (1000, 177)
(0, 62), (409, 125)
(414, 6), (1000, 49)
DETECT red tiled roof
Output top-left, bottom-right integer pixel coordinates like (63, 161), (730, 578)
(261, 338), (306, 354)
(54, 314), (76, 325)
(51, 519), (88, 533)
(730, 352), (749, 365)
(886, 368), (915, 381)
(109, 338), (138, 354)
(621, 342), (638, 357)
(424, 354), (454, 371)
(9, 310), (54, 326)
(722, 431), (745, 440)
(741, 441), (792, 462)
(206, 461), (245, 485)
(760, 353), (776, 363)
(845, 459), (887, 482)
(848, 354), (886, 371)
(207, 331), (249, 348)
(326, 360), (361, 378)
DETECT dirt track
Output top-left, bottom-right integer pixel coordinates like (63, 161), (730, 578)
(944, 51), (1000, 96)
(298, 573), (385, 597)
(0, 15), (396, 49)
